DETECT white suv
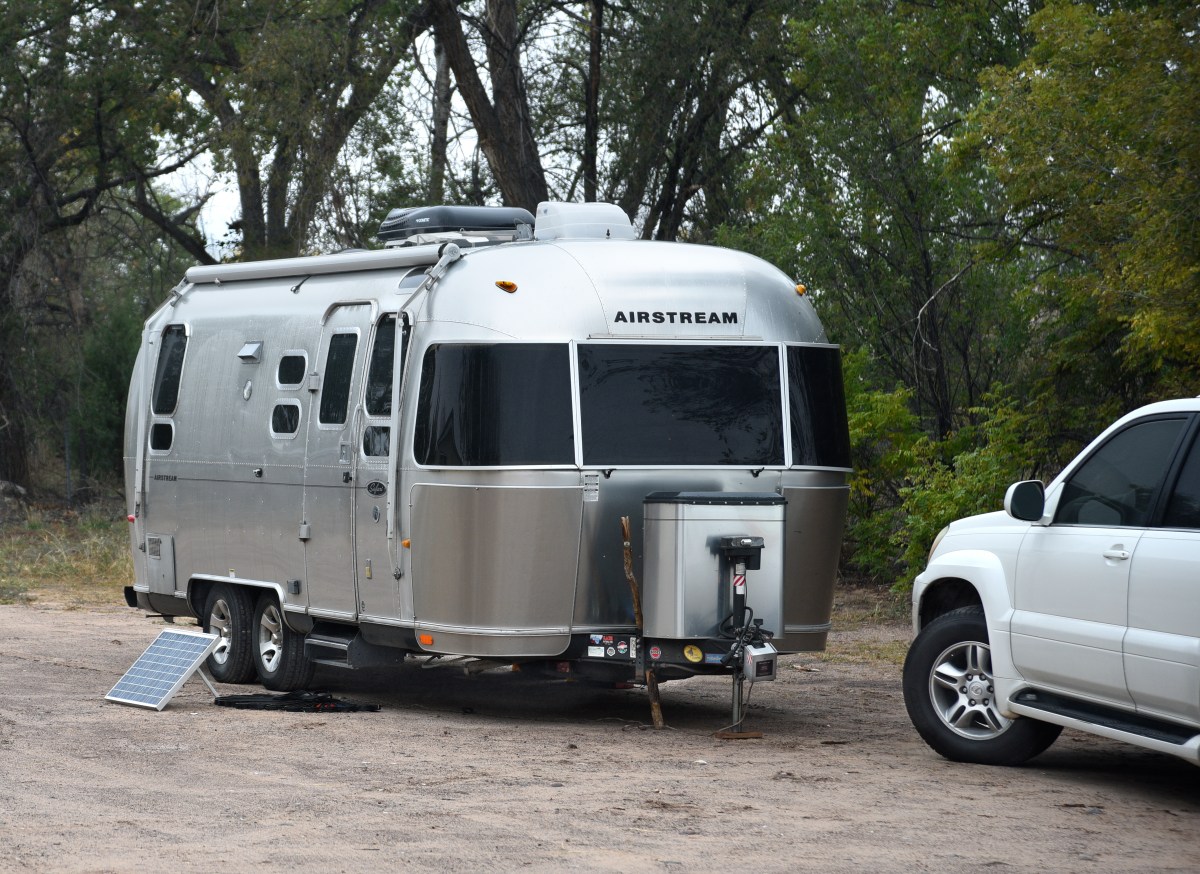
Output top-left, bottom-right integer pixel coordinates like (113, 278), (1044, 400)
(903, 399), (1200, 765)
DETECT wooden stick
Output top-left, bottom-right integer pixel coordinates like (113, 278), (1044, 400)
(621, 515), (664, 729)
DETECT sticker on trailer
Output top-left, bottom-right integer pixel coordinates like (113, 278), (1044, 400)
(588, 646), (605, 657)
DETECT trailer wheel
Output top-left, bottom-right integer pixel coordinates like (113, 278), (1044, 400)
(903, 606), (1061, 765)
(202, 584), (256, 684)
(253, 594), (314, 691)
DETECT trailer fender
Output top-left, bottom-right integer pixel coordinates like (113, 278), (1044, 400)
(188, 577), (291, 627)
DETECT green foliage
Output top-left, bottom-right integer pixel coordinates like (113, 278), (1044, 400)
(70, 294), (144, 478)
(971, 0), (1200, 388)
(893, 399), (1044, 589)
(838, 350), (923, 585)
(844, 382), (1069, 591)
(747, 1), (1036, 437)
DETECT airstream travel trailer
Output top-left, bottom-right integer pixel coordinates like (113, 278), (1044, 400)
(122, 202), (850, 717)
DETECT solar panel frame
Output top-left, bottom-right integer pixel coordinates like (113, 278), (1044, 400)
(106, 628), (220, 710)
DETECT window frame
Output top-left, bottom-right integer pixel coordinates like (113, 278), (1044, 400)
(409, 339), (851, 471)
(785, 342), (852, 471)
(148, 419), (175, 454)
(1159, 418), (1200, 531)
(359, 314), (402, 462)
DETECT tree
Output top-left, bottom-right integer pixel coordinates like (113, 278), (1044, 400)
(602, 0), (797, 240)
(969, 0), (1200, 396)
(739, 1), (1035, 437)
(428, 0), (550, 211)
(0, 0), (199, 485)
(114, 0), (433, 261)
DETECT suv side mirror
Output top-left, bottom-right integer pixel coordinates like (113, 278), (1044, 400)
(1005, 480), (1045, 522)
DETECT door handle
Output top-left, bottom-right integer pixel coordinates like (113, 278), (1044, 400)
(1102, 548), (1131, 561)
(343, 471), (353, 484)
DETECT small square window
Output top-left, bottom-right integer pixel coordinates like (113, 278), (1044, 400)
(150, 422), (173, 451)
(271, 402), (302, 437)
(363, 426), (390, 457)
(277, 354), (307, 387)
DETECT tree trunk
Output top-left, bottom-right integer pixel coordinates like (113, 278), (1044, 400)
(429, 0), (549, 211)
(583, 0), (603, 202)
(0, 344), (30, 487)
(430, 36), (453, 204)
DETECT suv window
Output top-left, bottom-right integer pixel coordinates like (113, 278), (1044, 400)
(1163, 433), (1200, 529)
(1055, 417), (1187, 527)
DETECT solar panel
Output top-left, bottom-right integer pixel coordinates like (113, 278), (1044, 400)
(106, 628), (219, 710)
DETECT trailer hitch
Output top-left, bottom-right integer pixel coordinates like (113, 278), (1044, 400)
(717, 535), (778, 738)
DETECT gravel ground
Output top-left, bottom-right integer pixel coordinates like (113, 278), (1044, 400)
(0, 601), (1196, 873)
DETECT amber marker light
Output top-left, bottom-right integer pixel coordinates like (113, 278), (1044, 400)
(795, 283), (807, 296)
(496, 280), (518, 293)
(401, 539), (411, 548)
(419, 634), (435, 646)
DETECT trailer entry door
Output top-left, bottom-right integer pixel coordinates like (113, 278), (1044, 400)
(303, 304), (369, 619)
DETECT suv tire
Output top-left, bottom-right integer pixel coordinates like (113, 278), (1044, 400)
(903, 605), (1061, 765)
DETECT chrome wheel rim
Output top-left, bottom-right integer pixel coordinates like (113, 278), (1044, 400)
(929, 639), (1012, 740)
(257, 603), (284, 673)
(208, 598), (233, 666)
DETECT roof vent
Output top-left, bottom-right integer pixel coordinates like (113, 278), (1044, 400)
(377, 205), (534, 248)
(534, 202), (637, 241)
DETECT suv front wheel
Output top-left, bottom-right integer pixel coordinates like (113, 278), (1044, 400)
(903, 606), (1061, 765)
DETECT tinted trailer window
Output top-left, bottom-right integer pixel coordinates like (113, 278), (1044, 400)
(578, 344), (784, 466)
(415, 344), (574, 466)
(787, 345), (851, 469)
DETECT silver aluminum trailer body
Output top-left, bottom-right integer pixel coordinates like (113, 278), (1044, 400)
(123, 203), (849, 689)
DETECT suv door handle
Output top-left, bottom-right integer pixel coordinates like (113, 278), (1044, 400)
(1102, 548), (1131, 561)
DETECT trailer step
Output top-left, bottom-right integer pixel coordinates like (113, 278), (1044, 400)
(304, 627), (409, 670)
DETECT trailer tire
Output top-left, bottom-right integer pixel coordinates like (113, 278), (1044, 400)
(252, 594), (314, 691)
(202, 584), (256, 684)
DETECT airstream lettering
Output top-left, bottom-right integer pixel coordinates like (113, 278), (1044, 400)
(123, 202), (850, 712)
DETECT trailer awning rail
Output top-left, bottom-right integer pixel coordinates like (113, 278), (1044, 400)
(185, 245), (444, 286)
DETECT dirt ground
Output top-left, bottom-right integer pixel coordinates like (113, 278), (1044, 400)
(1, 598), (1196, 874)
